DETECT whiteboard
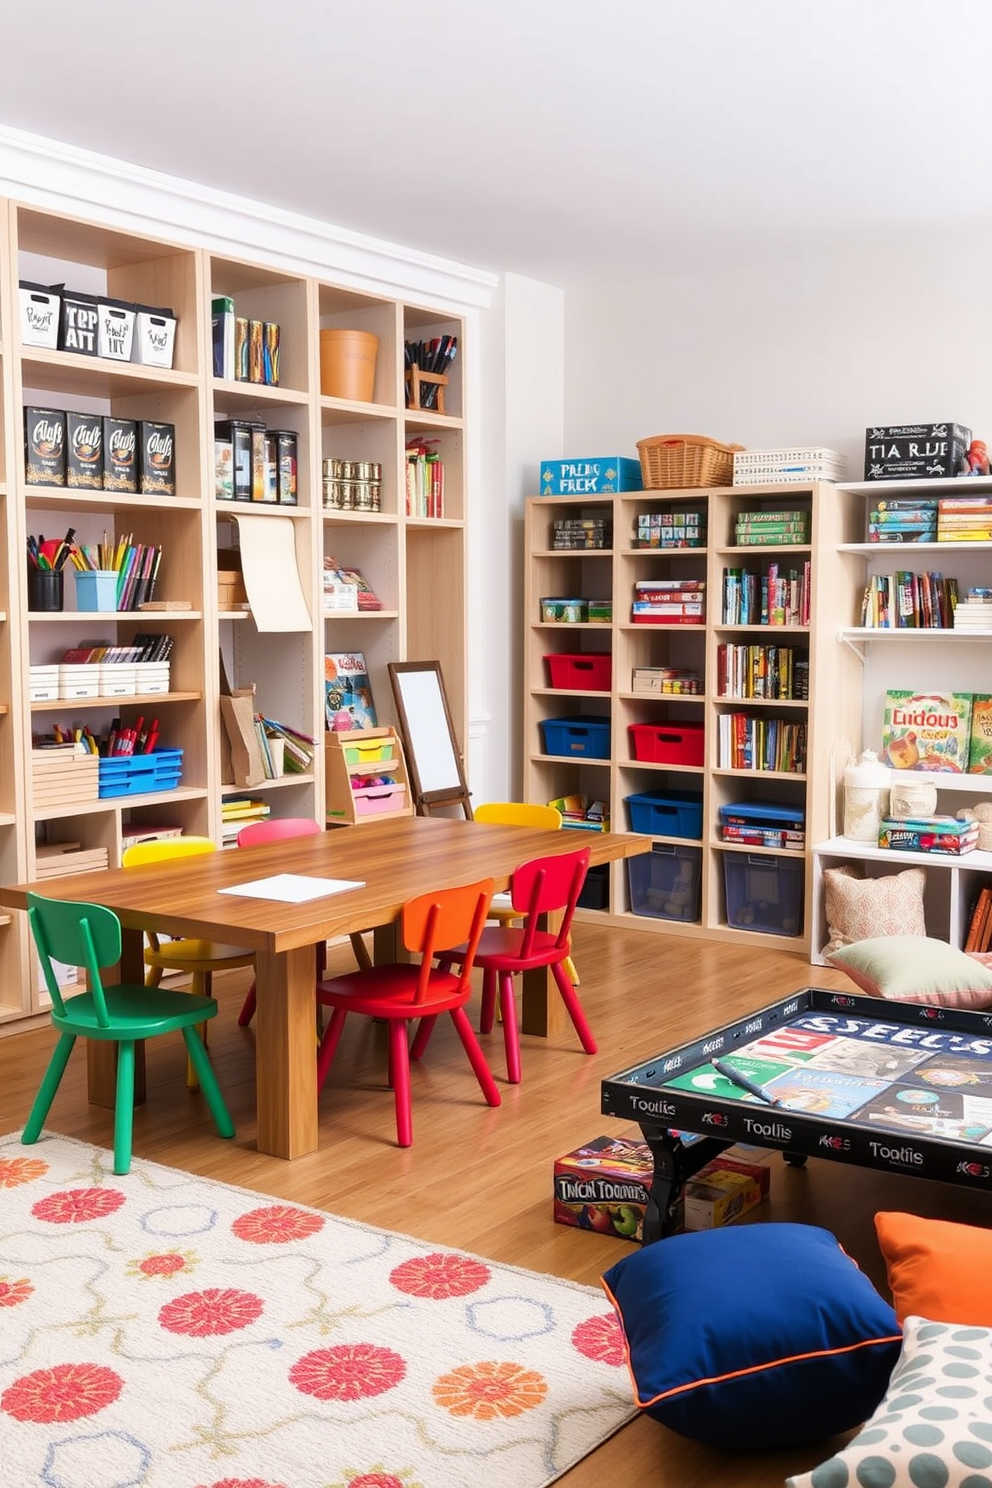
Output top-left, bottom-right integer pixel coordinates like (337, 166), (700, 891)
(388, 661), (469, 808)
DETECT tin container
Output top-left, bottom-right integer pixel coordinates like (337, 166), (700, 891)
(251, 424), (266, 501)
(235, 317), (249, 382)
(215, 418), (260, 502)
(138, 420), (175, 496)
(270, 429), (298, 504)
(103, 417), (138, 493)
(66, 411), (103, 490)
(249, 320), (264, 384)
(353, 481), (374, 511)
(264, 322), (280, 386)
(323, 481), (344, 509)
(262, 433), (279, 503)
(24, 406), (67, 486)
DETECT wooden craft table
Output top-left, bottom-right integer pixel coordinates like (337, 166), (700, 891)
(1, 815), (647, 1159)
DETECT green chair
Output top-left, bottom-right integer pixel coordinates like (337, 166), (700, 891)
(23, 892), (235, 1175)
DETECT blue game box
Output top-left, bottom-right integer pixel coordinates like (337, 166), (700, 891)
(540, 457), (642, 495)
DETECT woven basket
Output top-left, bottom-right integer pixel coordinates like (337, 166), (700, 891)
(637, 434), (744, 490)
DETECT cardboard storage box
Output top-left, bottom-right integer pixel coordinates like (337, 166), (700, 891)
(683, 1154), (771, 1231)
(553, 1135), (654, 1242)
(864, 422), (971, 481)
(540, 457), (642, 495)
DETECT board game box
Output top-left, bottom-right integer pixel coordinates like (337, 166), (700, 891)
(969, 694), (992, 774)
(881, 690), (973, 772)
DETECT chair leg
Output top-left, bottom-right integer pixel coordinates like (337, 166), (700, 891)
(237, 980), (257, 1027)
(449, 1007), (502, 1107)
(410, 1014), (437, 1061)
(22, 1033), (76, 1145)
(114, 1040), (136, 1175)
(182, 1027), (235, 1139)
(349, 932), (372, 972)
(479, 968), (498, 1033)
(563, 952), (580, 986)
(388, 1019), (413, 1147)
(185, 972), (210, 1091)
(498, 972), (523, 1084)
(316, 1007), (348, 1092)
(551, 961), (597, 1054)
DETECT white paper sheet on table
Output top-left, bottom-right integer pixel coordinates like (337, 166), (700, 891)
(218, 874), (365, 903)
(234, 513), (312, 632)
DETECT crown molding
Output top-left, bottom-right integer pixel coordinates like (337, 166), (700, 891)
(0, 125), (497, 312)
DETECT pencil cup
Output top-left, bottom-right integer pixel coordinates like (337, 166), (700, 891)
(74, 569), (118, 613)
(319, 329), (378, 402)
(27, 568), (63, 612)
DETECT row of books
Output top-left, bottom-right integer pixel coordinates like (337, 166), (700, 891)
(965, 885), (992, 951)
(715, 712), (808, 773)
(406, 438), (444, 518)
(715, 644), (810, 701)
(721, 562), (811, 626)
(734, 509), (811, 545)
(859, 572), (959, 628)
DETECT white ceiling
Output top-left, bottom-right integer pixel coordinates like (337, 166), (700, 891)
(3, 0), (992, 289)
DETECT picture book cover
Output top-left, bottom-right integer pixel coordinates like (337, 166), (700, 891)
(324, 653), (377, 732)
(881, 689), (973, 772)
(850, 1086), (992, 1143)
(762, 1067), (889, 1119)
(668, 1055), (796, 1102)
(968, 693), (992, 774)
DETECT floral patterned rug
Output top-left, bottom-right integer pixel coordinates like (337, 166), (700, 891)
(0, 1132), (636, 1488)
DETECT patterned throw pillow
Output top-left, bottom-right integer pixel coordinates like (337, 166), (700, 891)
(786, 1316), (992, 1488)
(822, 865), (927, 958)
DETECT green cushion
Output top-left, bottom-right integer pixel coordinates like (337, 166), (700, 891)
(827, 936), (992, 1009)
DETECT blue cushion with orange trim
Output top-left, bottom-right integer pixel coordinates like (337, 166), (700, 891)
(601, 1223), (901, 1451)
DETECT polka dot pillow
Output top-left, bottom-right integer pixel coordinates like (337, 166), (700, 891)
(786, 1315), (992, 1488)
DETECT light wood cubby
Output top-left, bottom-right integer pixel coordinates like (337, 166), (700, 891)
(523, 482), (864, 956)
(0, 198), (468, 1032)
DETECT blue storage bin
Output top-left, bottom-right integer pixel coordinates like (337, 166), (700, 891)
(627, 844), (701, 921)
(540, 717), (611, 759)
(98, 748), (183, 798)
(723, 852), (803, 937)
(625, 789), (703, 840)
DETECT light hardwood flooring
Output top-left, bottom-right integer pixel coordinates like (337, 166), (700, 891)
(1, 922), (989, 1486)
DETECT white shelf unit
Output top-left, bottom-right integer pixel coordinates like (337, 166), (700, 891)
(810, 476), (992, 962)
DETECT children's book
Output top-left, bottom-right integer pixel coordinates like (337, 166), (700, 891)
(968, 693), (992, 773)
(881, 690), (972, 772)
(325, 653), (377, 732)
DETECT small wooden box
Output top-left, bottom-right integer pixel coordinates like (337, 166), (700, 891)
(32, 746), (100, 809)
(325, 726), (414, 826)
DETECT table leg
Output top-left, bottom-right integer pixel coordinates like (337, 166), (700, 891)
(639, 1126), (729, 1244)
(520, 908), (567, 1037)
(87, 924), (147, 1108)
(254, 944), (320, 1159)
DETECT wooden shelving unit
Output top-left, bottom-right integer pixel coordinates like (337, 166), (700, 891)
(523, 481), (864, 956)
(0, 196), (468, 1033)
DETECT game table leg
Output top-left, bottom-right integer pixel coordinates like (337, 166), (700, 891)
(638, 1124), (730, 1245)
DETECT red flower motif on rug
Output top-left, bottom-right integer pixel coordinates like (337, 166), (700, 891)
(31, 1187), (126, 1224)
(0, 1155), (48, 1187)
(231, 1204), (326, 1244)
(194, 1479), (289, 1488)
(1, 1362), (122, 1422)
(158, 1288), (264, 1336)
(128, 1250), (196, 1280)
(331, 1473), (420, 1488)
(571, 1312), (625, 1367)
(0, 1276), (33, 1307)
(389, 1251), (490, 1299)
(432, 1361), (548, 1420)
(290, 1343), (406, 1401)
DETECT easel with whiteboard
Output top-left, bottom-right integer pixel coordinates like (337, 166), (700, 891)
(388, 660), (472, 817)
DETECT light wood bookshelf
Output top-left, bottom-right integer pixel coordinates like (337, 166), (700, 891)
(523, 481), (864, 956)
(0, 198), (468, 1033)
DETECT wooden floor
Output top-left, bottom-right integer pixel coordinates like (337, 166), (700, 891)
(2, 921), (989, 1486)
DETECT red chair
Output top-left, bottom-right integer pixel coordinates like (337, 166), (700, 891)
(315, 878), (499, 1147)
(235, 817), (373, 1028)
(422, 846), (595, 1084)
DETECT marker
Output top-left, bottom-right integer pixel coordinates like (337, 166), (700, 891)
(710, 1057), (782, 1106)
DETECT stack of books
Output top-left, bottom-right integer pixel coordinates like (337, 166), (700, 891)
(937, 495), (992, 542)
(721, 562), (811, 625)
(733, 448), (846, 486)
(734, 510), (811, 545)
(630, 579), (705, 625)
(953, 589), (992, 631)
(878, 816), (979, 856)
(221, 796), (271, 846)
(869, 496), (938, 542)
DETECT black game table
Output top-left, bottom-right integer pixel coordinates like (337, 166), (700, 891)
(602, 986), (992, 1244)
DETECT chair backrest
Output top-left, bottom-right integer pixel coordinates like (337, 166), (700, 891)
(474, 801), (562, 831)
(510, 846), (591, 955)
(237, 817), (322, 847)
(402, 878), (495, 1004)
(121, 835), (217, 868)
(27, 892), (119, 1025)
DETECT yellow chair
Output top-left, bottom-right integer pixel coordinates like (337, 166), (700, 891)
(473, 802), (580, 985)
(121, 835), (255, 1087)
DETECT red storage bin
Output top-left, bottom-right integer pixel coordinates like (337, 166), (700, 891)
(629, 721), (705, 766)
(544, 653), (612, 691)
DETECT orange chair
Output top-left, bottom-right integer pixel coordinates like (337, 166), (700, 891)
(234, 817), (372, 1028)
(418, 845), (594, 1085)
(315, 878), (499, 1147)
